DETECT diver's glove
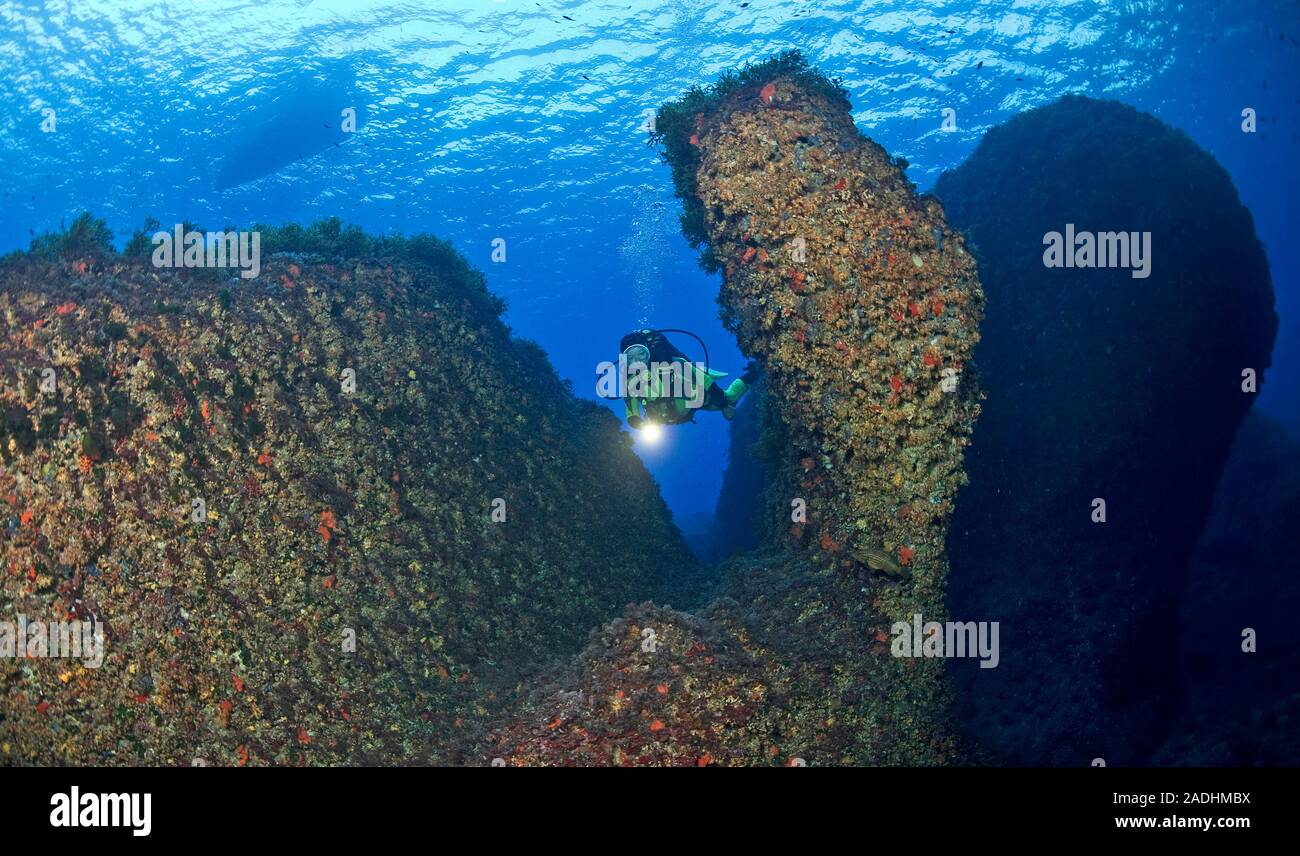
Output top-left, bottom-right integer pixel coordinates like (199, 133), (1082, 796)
(740, 360), (759, 384)
(627, 414), (644, 429)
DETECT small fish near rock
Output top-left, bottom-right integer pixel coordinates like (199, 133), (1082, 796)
(853, 544), (910, 580)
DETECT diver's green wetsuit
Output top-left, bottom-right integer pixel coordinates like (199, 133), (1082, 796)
(620, 329), (755, 428)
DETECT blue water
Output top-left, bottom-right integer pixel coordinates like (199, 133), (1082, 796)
(1, 0), (1296, 524)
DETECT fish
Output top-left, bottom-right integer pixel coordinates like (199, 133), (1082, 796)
(854, 545), (908, 579)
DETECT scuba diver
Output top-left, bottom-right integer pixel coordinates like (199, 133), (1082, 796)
(619, 328), (758, 430)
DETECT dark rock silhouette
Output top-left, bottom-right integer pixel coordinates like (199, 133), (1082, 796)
(935, 95), (1278, 765)
(1156, 411), (1300, 765)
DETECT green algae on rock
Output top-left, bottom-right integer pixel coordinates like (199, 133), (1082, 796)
(0, 218), (691, 765)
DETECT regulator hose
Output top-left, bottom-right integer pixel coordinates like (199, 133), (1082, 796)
(650, 328), (711, 378)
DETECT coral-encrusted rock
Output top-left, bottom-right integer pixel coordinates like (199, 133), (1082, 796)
(494, 51), (985, 766)
(659, 54), (983, 621)
(483, 602), (770, 767)
(485, 552), (967, 766)
(935, 96), (1278, 764)
(0, 234), (690, 765)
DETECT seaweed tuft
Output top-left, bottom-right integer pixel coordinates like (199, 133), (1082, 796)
(653, 50), (849, 274)
(25, 212), (115, 260)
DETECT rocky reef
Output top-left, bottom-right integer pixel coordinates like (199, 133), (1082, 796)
(483, 51), (984, 765)
(0, 216), (692, 765)
(483, 551), (967, 766)
(664, 50), (985, 734)
(12, 74), (1269, 770)
(935, 96), (1277, 764)
(658, 50), (984, 610)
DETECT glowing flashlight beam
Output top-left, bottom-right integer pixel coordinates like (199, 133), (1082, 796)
(639, 422), (663, 444)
